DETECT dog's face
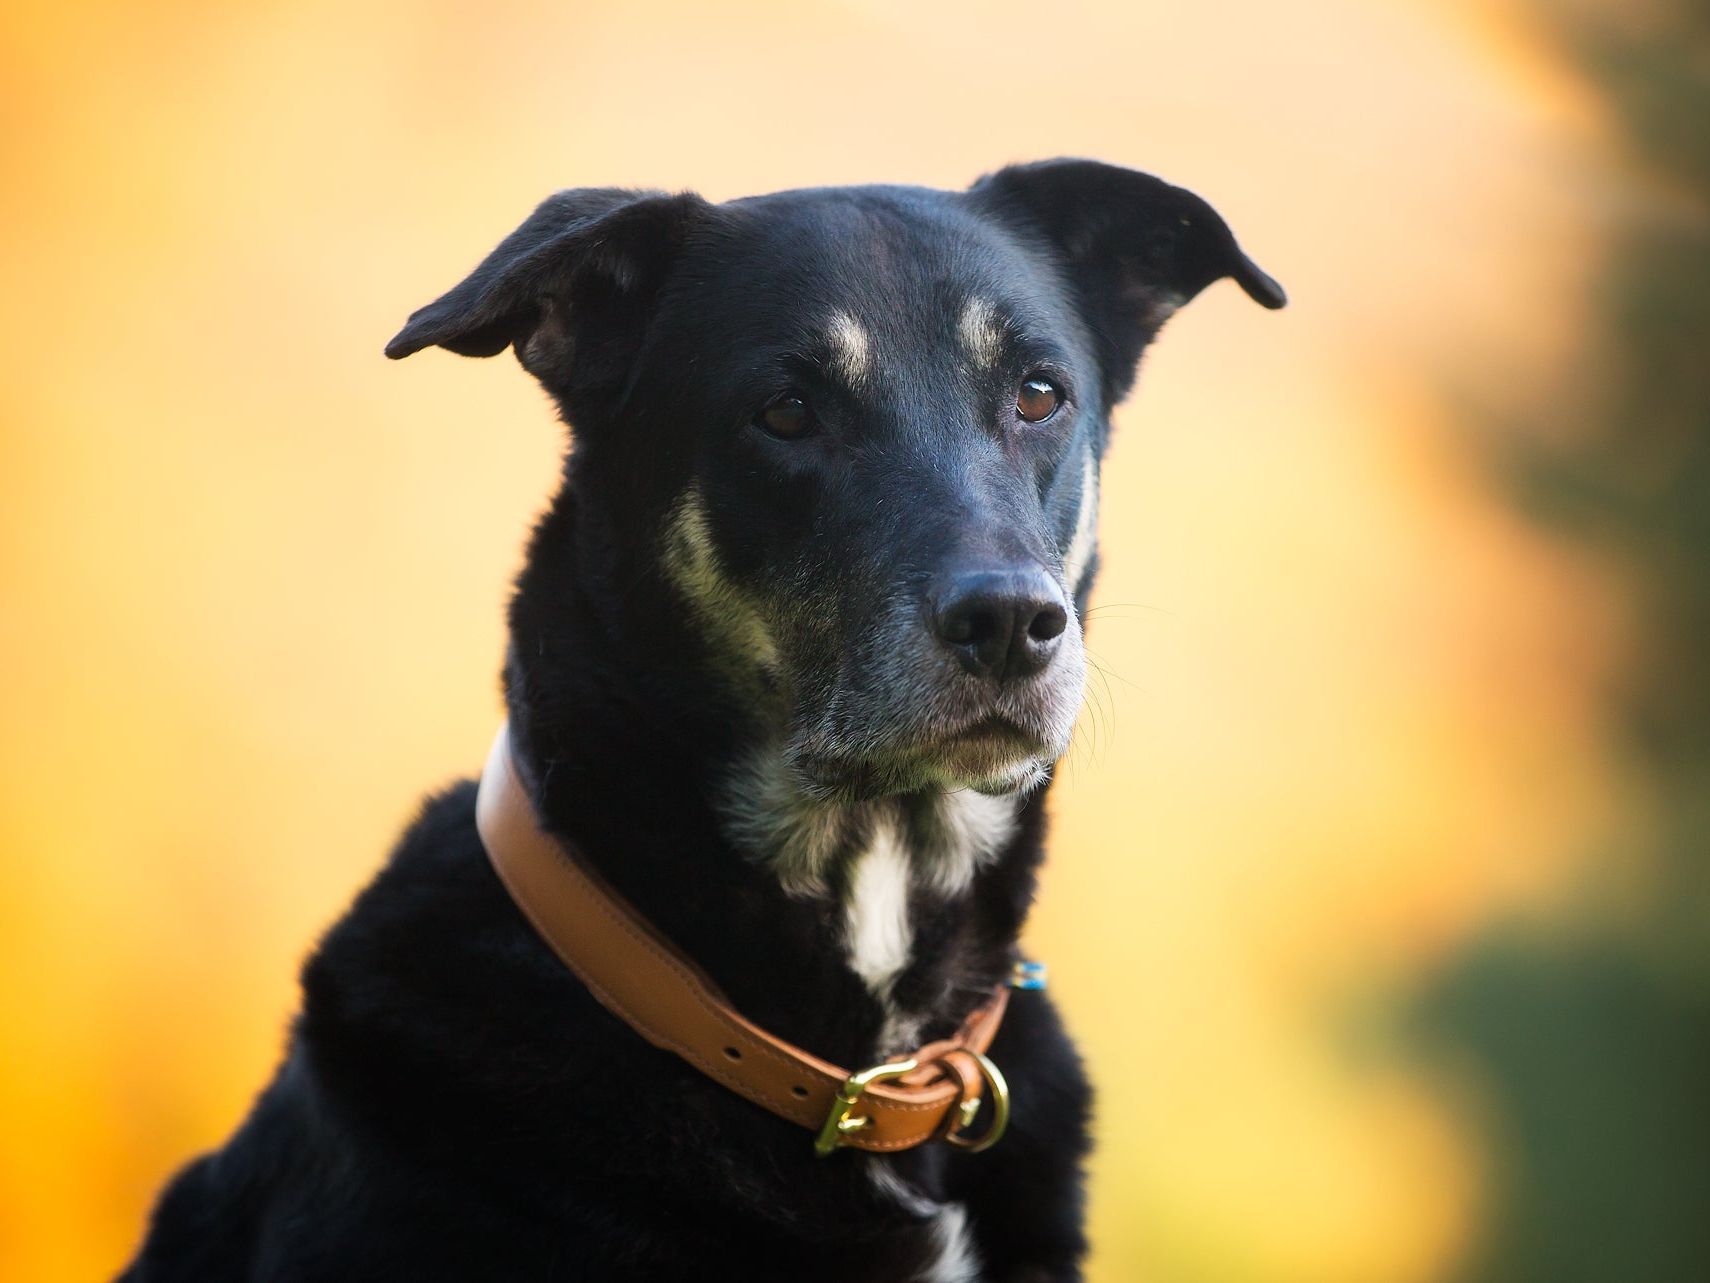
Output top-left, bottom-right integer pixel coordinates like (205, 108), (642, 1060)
(648, 189), (1106, 802)
(388, 162), (1283, 803)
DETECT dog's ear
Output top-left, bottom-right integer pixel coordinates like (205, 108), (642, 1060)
(385, 187), (709, 411)
(968, 158), (1285, 400)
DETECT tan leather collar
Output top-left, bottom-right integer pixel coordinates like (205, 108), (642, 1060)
(474, 722), (1012, 1156)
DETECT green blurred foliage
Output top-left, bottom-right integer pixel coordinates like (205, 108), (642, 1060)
(1416, 3), (1710, 1279)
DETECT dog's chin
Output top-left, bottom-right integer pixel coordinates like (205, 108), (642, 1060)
(789, 721), (1059, 804)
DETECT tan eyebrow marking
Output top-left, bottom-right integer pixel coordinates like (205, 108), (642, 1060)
(824, 311), (873, 386)
(958, 296), (1004, 368)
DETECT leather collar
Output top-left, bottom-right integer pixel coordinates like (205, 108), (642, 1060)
(474, 723), (1012, 1156)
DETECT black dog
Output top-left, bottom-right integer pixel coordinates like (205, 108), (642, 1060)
(119, 159), (1282, 1282)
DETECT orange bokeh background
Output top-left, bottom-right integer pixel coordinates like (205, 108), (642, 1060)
(0, 1), (1656, 1279)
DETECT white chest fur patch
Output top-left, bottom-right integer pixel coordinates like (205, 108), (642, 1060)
(919, 790), (1019, 897)
(870, 1164), (983, 1283)
(843, 816), (914, 998)
(722, 752), (1021, 1053)
(926, 1204), (982, 1283)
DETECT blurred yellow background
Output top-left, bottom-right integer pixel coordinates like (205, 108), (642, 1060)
(5, 1), (1706, 1280)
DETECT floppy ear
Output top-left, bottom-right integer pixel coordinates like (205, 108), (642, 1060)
(385, 187), (708, 413)
(968, 158), (1285, 400)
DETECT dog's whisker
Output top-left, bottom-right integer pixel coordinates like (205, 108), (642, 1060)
(1083, 600), (1176, 621)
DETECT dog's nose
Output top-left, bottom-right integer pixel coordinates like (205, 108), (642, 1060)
(931, 567), (1069, 681)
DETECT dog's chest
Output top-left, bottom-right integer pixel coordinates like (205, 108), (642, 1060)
(868, 1162), (983, 1283)
(835, 793), (1017, 1054)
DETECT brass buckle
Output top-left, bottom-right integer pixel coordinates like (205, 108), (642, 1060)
(813, 1058), (918, 1157)
(942, 1050), (1011, 1153)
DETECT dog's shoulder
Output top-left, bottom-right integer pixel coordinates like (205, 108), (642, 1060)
(300, 781), (493, 1005)
(119, 783), (687, 1280)
(294, 780), (574, 1084)
(308, 780), (492, 962)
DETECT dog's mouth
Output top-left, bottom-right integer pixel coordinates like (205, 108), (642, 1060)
(778, 597), (1089, 802)
(789, 715), (1055, 801)
(933, 713), (1045, 760)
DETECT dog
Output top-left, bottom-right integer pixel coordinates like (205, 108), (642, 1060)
(118, 159), (1283, 1282)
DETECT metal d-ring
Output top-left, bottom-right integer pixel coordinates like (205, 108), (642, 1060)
(943, 1050), (1010, 1153)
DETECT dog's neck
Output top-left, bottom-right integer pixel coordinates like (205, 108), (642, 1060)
(500, 484), (1050, 1064)
(720, 741), (1022, 900)
(719, 743), (1025, 1051)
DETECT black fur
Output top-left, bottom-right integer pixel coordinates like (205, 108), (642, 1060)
(119, 159), (1282, 1282)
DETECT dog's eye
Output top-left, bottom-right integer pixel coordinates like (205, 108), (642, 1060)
(757, 394), (814, 440)
(1016, 376), (1062, 424)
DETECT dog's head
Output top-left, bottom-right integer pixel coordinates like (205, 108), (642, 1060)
(388, 161), (1283, 804)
